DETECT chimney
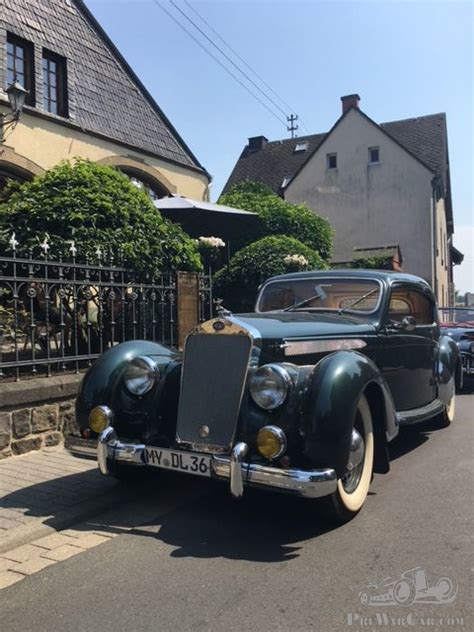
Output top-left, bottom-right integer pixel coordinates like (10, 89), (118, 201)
(341, 94), (361, 115)
(247, 135), (268, 151)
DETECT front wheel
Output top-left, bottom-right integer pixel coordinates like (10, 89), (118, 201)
(323, 393), (374, 524)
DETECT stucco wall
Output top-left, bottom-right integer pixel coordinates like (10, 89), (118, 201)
(285, 109), (437, 289)
(435, 198), (450, 306)
(0, 106), (209, 201)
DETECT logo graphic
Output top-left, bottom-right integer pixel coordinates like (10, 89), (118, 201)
(198, 424), (210, 438)
(358, 567), (458, 607)
(213, 320), (225, 331)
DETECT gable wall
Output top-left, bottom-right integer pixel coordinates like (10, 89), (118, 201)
(285, 109), (436, 286)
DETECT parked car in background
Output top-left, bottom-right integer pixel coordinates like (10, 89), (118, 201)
(439, 307), (474, 382)
(69, 271), (460, 524)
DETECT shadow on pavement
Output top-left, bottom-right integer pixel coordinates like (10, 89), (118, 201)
(131, 483), (338, 563)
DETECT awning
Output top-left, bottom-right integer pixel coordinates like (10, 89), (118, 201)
(154, 196), (261, 250)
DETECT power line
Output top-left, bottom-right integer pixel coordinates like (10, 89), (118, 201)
(183, 0), (311, 135)
(152, 0), (287, 126)
(169, 0), (289, 119)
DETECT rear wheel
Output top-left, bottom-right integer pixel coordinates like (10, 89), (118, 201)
(323, 394), (374, 524)
(440, 392), (455, 427)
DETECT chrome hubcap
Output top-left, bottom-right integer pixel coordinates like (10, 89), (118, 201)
(342, 427), (365, 493)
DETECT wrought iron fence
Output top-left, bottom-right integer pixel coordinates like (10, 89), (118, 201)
(0, 245), (212, 381)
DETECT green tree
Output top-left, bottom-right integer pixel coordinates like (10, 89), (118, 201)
(214, 235), (327, 312)
(219, 181), (333, 261)
(0, 159), (201, 272)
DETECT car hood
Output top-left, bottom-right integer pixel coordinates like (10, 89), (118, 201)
(441, 326), (474, 342)
(234, 311), (377, 341)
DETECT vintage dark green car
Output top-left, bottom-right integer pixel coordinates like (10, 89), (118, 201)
(70, 270), (460, 523)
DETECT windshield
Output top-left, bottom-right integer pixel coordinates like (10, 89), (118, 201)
(257, 278), (382, 314)
(439, 308), (474, 327)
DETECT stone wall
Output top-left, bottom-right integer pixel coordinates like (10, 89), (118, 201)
(0, 375), (82, 459)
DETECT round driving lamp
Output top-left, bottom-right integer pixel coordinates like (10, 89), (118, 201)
(89, 405), (113, 434)
(257, 425), (287, 460)
(249, 364), (291, 410)
(123, 356), (160, 396)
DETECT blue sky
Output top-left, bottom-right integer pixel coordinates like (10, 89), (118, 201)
(86, 0), (473, 292)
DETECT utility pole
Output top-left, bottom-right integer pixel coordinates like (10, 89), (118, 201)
(287, 114), (299, 138)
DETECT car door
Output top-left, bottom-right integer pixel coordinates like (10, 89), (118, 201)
(378, 284), (438, 411)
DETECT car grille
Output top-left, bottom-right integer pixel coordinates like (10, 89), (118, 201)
(176, 333), (252, 452)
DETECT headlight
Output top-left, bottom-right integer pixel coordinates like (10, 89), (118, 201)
(124, 356), (160, 395)
(249, 364), (291, 410)
(89, 405), (113, 433)
(257, 425), (287, 460)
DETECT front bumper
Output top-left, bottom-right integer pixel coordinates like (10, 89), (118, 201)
(67, 432), (337, 500)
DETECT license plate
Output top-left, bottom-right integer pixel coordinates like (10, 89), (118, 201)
(144, 447), (212, 477)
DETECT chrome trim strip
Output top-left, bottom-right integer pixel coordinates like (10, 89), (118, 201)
(97, 437), (337, 499)
(283, 338), (367, 356)
(397, 398), (444, 426)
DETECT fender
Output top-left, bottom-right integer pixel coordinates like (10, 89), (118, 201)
(437, 334), (460, 401)
(302, 350), (397, 477)
(76, 340), (180, 431)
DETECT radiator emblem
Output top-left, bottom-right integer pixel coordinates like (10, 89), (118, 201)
(198, 424), (210, 438)
(213, 320), (225, 331)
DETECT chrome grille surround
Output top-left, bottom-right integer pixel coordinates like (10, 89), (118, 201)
(176, 317), (261, 454)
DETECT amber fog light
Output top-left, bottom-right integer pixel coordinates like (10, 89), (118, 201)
(257, 425), (287, 461)
(89, 405), (113, 433)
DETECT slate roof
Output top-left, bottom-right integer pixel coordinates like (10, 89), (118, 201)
(223, 133), (326, 195)
(222, 111), (450, 199)
(0, 0), (207, 174)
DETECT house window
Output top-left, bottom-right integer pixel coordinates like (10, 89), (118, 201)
(123, 172), (167, 202)
(6, 33), (35, 106)
(42, 50), (68, 117)
(368, 146), (380, 164)
(327, 153), (337, 170)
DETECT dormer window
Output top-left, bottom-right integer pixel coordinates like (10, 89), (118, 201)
(294, 142), (308, 153)
(327, 153), (337, 170)
(6, 33), (35, 106)
(42, 50), (68, 117)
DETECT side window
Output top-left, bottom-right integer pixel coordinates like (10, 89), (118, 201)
(388, 288), (434, 326)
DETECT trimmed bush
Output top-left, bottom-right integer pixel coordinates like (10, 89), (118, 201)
(0, 159), (201, 272)
(213, 235), (327, 312)
(219, 181), (333, 261)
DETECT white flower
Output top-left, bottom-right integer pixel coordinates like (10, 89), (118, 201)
(198, 236), (226, 249)
(284, 254), (309, 268)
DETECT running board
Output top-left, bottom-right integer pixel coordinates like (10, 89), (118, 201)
(397, 399), (444, 426)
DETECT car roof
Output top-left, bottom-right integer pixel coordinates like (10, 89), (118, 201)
(264, 269), (432, 290)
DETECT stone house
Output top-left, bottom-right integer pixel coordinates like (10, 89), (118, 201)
(223, 94), (462, 306)
(0, 0), (210, 200)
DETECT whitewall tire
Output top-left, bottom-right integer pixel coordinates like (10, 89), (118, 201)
(325, 393), (374, 523)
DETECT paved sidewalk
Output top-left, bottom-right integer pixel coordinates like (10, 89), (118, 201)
(0, 446), (129, 555)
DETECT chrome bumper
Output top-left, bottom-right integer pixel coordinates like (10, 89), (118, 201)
(89, 429), (337, 500)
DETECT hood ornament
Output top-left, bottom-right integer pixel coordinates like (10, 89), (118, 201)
(214, 298), (232, 318)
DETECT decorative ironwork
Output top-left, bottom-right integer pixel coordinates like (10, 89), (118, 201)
(0, 245), (212, 381)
